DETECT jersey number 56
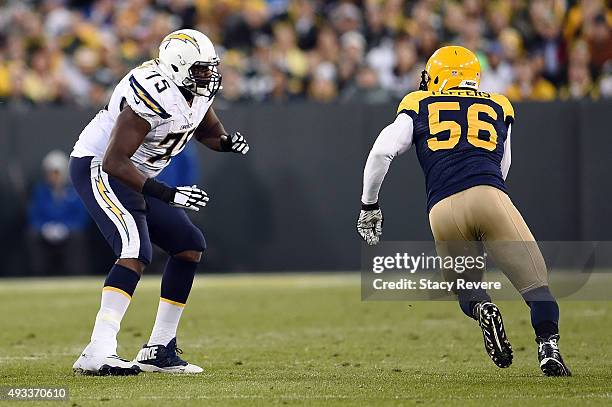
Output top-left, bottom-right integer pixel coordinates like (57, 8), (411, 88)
(427, 102), (498, 151)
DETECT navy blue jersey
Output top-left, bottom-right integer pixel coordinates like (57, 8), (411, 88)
(397, 89), (515, 212)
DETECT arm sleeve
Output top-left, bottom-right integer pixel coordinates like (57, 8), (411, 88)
(501, 124), (511, 180)
(361, 114), (414, 204)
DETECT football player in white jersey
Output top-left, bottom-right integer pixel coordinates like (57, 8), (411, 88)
(69, 29), (249, 375)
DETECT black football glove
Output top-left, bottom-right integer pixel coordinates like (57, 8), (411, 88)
(220, 132), (249, 155)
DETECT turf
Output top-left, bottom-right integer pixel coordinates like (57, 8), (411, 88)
(1, 273), (611, 406)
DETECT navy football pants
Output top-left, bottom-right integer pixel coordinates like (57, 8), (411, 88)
(69, 156), (206, 265)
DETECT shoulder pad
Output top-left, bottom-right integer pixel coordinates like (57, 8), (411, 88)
(490, 93), (514, 125)
(127, 66), (174, 120)
(397, 91), (429, 118)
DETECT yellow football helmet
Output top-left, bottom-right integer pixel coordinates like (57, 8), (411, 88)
(419, 46), (481, 91)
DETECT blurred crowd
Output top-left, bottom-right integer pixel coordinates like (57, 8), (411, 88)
(0, 0), (611, 107)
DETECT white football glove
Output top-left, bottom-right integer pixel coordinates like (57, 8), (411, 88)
(357, 204), (383, 246)
(170, 185), (209, 211)
(221, 132), (250, 155)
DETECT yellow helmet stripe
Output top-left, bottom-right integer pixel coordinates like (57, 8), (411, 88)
(162, 33), (200, 53)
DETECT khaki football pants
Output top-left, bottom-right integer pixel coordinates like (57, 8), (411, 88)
(429, 185), (548, 294)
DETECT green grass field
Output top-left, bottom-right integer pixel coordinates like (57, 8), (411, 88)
(1, 273), (611, 406)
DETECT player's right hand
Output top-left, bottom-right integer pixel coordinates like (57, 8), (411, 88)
(220, 132), (250, 155)
(170, 185), (210, 211)
(357, 203), (383, 245)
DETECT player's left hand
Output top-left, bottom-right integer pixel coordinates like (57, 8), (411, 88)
(171, 185), (210, 211)
(221, 132), (249, 155)
(357, 203), (383, 245)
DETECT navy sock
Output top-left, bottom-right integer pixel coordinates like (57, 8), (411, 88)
(104, 264), (141, 298)
(458, 289), (491, 320)
(160, 257), (198, 305)
(523, 286), (559, 338)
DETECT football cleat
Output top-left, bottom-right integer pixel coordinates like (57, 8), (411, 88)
(133, 338), (203, 374)
(536, 334), (571, 376)
(474, 302), (513, 368)
(73, 350), (141, 376)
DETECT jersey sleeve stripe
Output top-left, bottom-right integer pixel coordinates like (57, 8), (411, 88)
(129, 75), (171, 119)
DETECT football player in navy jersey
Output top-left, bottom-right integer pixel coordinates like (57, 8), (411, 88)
(357, 46), (570, 376)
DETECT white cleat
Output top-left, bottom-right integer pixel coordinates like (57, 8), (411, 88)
(133, 338), (203, 374)
(73, 345), (141, 376)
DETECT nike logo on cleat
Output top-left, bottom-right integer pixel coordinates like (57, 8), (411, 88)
(137, 347), (158, 361)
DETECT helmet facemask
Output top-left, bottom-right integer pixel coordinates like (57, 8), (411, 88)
(419, 70), (430, 91)
(183, 58), (222, 100)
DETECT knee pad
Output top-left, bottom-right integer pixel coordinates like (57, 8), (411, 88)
(177, 224), (206, 254)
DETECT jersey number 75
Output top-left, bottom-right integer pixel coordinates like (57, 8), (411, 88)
(148, 130), (194, 164)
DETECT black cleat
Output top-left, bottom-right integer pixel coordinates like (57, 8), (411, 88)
(474, 302), (513, 368)
(133, 338), (203, 374)
(536, 334), (571, 376)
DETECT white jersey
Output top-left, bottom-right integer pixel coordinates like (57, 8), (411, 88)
(71, 60), (214, 177)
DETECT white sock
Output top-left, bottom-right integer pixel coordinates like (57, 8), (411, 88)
(147, 299), (185, 346)
(89, 288), (131, 355)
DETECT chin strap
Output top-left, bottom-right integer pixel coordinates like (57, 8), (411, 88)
(419, 70), (430, 91)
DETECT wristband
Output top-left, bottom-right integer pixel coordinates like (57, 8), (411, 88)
(142, 178), (175, 203)
(361, 202), (380, 210)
